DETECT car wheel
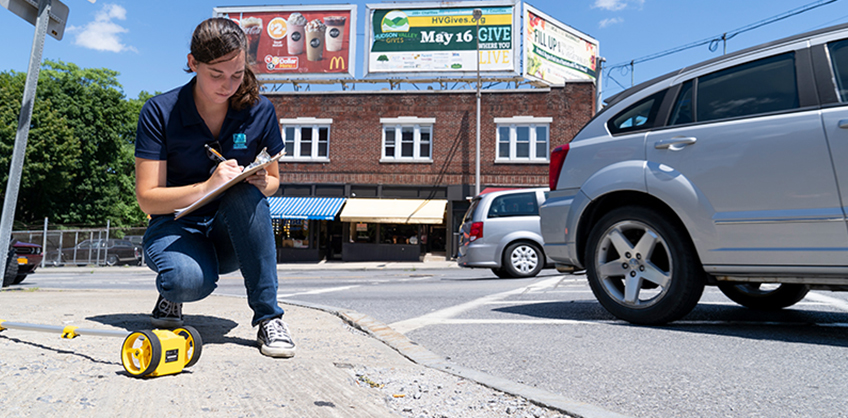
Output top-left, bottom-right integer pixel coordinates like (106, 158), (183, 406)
(585, 206), (706, 325)
(12, 274), (26, 285)
(717, 282), (809, 310)
(502, 241), (544, 278)
(106, 254), (119, 266)
(3, 247), (17, 288)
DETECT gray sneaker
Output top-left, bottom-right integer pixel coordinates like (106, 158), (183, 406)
(257, 317), (296, 358)
(151, 294), (183, 328)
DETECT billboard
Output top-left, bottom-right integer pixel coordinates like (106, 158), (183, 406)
(214, 5), (357, 80)
(365, 1), (520, 77)
(523, 3), (598, 85)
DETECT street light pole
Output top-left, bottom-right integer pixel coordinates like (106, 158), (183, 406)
(473, 8), (482, 197)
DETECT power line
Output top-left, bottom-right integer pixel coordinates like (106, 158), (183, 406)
(605, 0), (841, 83)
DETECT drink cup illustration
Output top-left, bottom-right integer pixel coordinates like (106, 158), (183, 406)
(305, 19), (326, 61)
(241, 17), (262, 64)
(324, 16), (346, 52)
(287, 13), (307, 55)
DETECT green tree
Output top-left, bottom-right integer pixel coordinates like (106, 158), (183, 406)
(0, 60), (149, 228)
(0, 70), (80, 227)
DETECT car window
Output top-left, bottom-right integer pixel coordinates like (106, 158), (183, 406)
(487, 192), (539, 218)
(463, 198), (480, 223)
(607, 91), (666, 135)
(669, 80), (694, 126)
(828, 39), (848, 102)
(697, 52), (798, 122)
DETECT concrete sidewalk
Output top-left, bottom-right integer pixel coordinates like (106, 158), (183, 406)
(0, 262), (630, 418)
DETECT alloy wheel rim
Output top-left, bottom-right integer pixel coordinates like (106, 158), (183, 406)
(595, 220), (672, 308)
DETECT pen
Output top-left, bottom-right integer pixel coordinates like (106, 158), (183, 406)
(204, 144), (226, 163)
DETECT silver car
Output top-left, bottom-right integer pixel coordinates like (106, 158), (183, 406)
(541, 23), (848, 324)
(458, 188), (550, 278)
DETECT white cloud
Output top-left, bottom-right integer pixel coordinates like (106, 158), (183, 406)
(592, 0), (645, 11)
(68, 4), (136, 53)
(599, 17), (624, 28)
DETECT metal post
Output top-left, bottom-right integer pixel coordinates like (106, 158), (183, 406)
(41, 217), (47, 268)
(596, 57), (606, 113)
(104, 219), (110, 265)
(0, 0), (52, 277)
(473, 8), (482, 197)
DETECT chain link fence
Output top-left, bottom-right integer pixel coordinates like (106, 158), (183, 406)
(11, 220), (146, 268)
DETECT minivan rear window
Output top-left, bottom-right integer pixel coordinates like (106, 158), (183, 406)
(462, 198), (480, 223)
(487, 192), (539, 218)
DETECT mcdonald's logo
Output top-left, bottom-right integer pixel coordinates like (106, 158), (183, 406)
(330, 56), (346, 71)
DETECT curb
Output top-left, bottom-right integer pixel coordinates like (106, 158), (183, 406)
(282, 298), (633, 418)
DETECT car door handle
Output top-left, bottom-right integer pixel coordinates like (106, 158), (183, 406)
(654, 137), (697, 150)
(838, 119), (848, 129)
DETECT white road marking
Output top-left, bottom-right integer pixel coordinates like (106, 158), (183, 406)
(438, 318), (596, 325)
(277, 285), (360, 299)
(389, 277), (564, 333)
(804, 292), (848, 312)
(482, 300), (565, 305)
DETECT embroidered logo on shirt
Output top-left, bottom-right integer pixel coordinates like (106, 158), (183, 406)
(233, 133), (247, 149)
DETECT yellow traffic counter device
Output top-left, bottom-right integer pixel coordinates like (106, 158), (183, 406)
(0, 319), (202, 378)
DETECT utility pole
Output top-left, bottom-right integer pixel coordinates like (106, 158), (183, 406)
(473, 8), (482, 196)
(0, 0), (53, 280)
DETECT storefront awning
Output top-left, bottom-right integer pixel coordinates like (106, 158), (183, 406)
(267, 197), (346, 221)
(339, 199), (447, 224)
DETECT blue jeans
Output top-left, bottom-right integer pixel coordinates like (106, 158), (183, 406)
(143, 183), (284, 326)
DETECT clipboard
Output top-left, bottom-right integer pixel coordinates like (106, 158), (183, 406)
(174, 152), (283, 219)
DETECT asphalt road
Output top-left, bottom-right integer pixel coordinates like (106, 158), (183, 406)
(18, 266), (848, 417)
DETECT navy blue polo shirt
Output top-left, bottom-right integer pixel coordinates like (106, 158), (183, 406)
(135, 78), (284, 217)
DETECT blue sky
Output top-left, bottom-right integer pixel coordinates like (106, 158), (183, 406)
(2, 0), (848, 102)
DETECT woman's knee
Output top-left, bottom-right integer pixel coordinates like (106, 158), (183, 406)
(155, 260), (216, 303)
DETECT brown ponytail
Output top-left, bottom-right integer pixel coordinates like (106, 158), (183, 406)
(186, 17), (260, 111)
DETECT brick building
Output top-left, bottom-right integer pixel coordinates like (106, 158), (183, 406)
(263, 82), (595, 262)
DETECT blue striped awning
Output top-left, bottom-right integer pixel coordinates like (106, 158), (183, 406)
(267, 197), (346, 221)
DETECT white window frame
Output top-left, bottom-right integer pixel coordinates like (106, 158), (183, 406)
(380, 116), (435, 163)
(279, 117), (333, 162)
(494, 116), (552, 164)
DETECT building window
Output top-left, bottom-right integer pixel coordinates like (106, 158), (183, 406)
(279, 118), (333, 161)
(380, 117), (435, 162)
(494, 116), (552, 163)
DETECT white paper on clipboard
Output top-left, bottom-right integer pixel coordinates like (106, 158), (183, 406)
(174, 152), (282, 219)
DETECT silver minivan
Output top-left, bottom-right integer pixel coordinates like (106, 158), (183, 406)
(458, 188), (550, 278)
(541, 23), (848, 324)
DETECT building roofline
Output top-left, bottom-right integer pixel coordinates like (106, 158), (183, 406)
(261, 80), (594, 96)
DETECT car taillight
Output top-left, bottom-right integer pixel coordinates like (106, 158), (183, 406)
(468, 222), (484, 242)
(549, 144), (570, 190)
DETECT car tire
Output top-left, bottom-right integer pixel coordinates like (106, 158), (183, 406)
(491, 268), (512, 278)
(585, 206), (706, 325)
(106, 254), (119, 266)
(717, 282), (809, 310)
(12, 274), (26, 285)
(501, 241), (544, 278)
(3, 247), (17, 288)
